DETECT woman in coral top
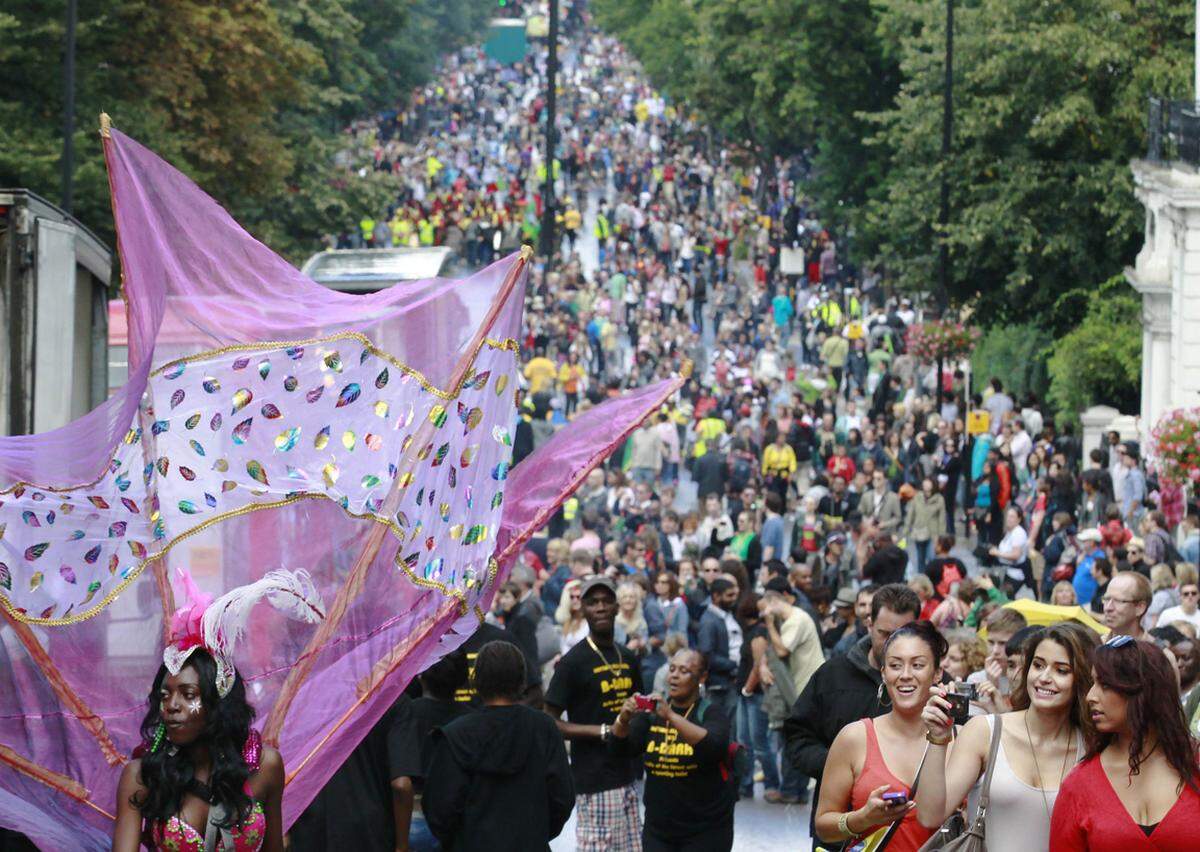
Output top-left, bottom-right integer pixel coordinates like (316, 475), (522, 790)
(814, 621), (942, 852)
(1050, 635), (1200, 850)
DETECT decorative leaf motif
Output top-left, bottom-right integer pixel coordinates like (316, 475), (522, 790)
(495, 374), (509, 395)
(323, 351), (343, 373)
(232, 357), (250, 370)
(21, 511), (40, 528)
(460, 445), (479, 468)
(374, 400), (389, 418)
(274, 426), (301, 452)
(493, 425), (511, 446)
(212, 458), (229, 473)
(152, 420), (170, 436)
(335, 383), (361, 408)
(83, 545), (102, 564)
(306, 386), (324, 404)
(179, 466), (196, 481)
(189, 439), (206, 456)
(375, 368), (389, 388)
(170, 389), (186, 410)
(361, 474), (381, 489)
(29, 571), (43, 590)
(466, 369), (491, 390)
(314, 425), (331, 450)
(130, 541), (147, 558)
(164, 362), (185, 379)
(246, 460), (269, 486)
(286, 346), (304, 360)
(231, 388), (253, 415)
(202, 377), (221, 393)
(88, 496), (109, 509)
(185, 413), (202, 430)
(491, 461), (509, 481)
(491, 491), (504, 509)
(59, 565), (77, 584)
(205, 493), (217, 508)
(24, 543), (49, 561)
(178, 500), (199, 515)
(432, 443), (450, 467)
(342, 430), (357, 451)
(121, 498), (140, 513)
(417, 442), (433, 460)
(448, 466), (457, 488)
(81, 580), (103, 605)
(210, 413), (223, 431)
(156, 457), (170, 477)
(261, 403), (282, 419)
(0, 563), (10, 590)
(365, 433), (383, 451)
(322, 463), (340, 486)
(222, 480), (238, 492)
(108, 522), (127, 538)
(232, 418), (254, 445)
(429, 405), (447, 427)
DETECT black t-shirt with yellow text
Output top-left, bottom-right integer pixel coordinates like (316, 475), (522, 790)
(545, 636), (643, 794)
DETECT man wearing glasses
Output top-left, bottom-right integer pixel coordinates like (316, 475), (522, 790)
(1102, 570), (1152, 640)
(1157, 581), (1200, 632)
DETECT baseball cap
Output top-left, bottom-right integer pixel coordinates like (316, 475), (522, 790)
(1077, 528), (1102, 544)
(580, 576), (617, 599)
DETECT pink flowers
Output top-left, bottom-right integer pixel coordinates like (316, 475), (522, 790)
(905, 320), (981, 362)
(1151, 407), (1200, 487)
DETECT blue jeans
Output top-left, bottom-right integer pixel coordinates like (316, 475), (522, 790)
(737, 692), (780, 794)
(772, 728), (809, 800)
(409, 814), (440, 851)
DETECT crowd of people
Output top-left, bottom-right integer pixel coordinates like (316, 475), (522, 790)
(90, 4), (1200, 852)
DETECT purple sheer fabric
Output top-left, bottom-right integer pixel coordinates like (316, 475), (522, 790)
(0, 126), (681, 848)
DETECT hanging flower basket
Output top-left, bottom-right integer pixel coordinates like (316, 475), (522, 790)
(905, 319), (980, 362)
(1151, 407), (1200, 487)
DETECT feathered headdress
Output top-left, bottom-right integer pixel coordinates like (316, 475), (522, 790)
(163, 568), (326, 697)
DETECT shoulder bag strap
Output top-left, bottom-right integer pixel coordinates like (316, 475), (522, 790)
(976, 714), (1004, 815)
(203, 802), (234, 852)
(874, 743), (930, 852)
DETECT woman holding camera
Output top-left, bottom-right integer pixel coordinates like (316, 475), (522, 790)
(610, 648), (736, 851)
(916, 622), (1098, 852)
(814, 621), (944, 851)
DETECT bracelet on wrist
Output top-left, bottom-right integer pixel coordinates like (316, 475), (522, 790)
(838, 811), (861, 839)
(926, 730), (953, 746)
(600, 723), (609, 740)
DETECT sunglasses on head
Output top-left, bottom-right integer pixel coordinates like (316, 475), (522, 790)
(1103, 634), (1134, 649)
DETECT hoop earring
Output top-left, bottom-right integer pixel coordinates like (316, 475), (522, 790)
(150, 722), (165, 754)
(876, 681), (892, 708)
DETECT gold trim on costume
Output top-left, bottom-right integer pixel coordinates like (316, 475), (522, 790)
(98, 112), (111, 139)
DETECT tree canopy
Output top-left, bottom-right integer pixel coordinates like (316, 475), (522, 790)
(0, 0), (491, 264)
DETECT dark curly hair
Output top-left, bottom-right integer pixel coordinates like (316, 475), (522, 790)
(132, 650), (256, 829)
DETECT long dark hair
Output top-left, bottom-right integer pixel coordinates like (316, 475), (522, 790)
(1086, 640), (1199, 789)
(132, 650), (256, 828)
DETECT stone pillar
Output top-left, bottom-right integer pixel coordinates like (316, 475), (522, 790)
(1126, 160), (1200, 444)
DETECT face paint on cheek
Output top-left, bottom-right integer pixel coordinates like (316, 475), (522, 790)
(185, 698), (203, 717)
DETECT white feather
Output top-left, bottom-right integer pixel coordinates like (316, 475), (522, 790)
(201, 569), (326, 662)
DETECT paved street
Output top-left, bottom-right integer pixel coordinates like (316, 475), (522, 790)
(551, 788), (813, 850)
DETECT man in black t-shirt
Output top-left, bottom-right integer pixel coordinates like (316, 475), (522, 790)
(545, 576), (644, 851)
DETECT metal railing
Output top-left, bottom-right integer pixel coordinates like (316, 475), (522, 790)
(1147, 97), (1200, 166)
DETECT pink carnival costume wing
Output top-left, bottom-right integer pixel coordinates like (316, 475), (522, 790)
(0, 118), (684, 849)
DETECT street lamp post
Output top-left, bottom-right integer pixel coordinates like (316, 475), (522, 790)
(936, 0), (954, 412)
(62, 0), (78, 214)
(539, 0), (559, 272)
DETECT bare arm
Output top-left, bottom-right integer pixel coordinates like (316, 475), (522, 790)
(744, 633), (768, 694)
(915, 689), (990, 828)
(256, 746), (286, 852)
(112, 760), (145, 852)
(391, 776), (414, 852)
(545, 702), (604, 740)
(815, 722), (912, 842)
(765, 613), (790, 659)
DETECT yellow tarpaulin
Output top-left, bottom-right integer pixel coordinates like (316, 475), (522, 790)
(984, 598), (1109, 637)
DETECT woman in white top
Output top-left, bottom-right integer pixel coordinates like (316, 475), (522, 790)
(915, 622), (1099, 852)
(990, 505), (1032, 596)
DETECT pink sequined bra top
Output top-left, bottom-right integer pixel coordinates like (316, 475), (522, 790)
(149, 730), (266, 852)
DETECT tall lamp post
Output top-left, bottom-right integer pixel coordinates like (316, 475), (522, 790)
(936, 0), (954, 412)
(62, 0), (78, 214)
(539, 0), (560, 272)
